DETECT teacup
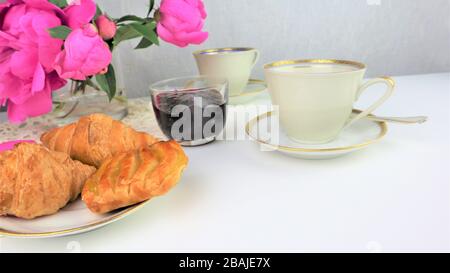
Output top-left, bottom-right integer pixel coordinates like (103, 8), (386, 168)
(264, 59), (395, 144)
(193, 47), (260, 96)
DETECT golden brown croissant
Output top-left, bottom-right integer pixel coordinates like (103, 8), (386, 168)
(0, 143), (96, 219)
(82, 140), (188, 214)
(41, 113), (159, 167)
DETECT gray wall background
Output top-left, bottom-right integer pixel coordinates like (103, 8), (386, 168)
(98, 0), (450, 98)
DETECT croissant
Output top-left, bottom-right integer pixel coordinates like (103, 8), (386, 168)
(82, 140), (188, 214)
(0, 143), (96, 219)
(41, 113), (159, 167)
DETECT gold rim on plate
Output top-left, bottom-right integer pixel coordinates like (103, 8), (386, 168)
(0, 200), (150, 238)
(229, 79), (267, 98)
(245, 110), (388, 153)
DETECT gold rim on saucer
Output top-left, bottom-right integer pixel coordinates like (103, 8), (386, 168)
(245, 110), (388, 153)
(193, 47), (257, 55)
(229, 79), (267, 98)
(0, 200), (150, 238)
(264, 59), (366, 71)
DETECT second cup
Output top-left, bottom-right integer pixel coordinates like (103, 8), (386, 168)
(193, 47), (259, 97)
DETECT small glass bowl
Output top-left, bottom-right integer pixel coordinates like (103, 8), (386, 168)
(149, 76), (228, 146)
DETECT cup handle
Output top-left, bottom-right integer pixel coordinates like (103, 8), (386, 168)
(252, 50), (260, 67)
(344, 76), (395, 128)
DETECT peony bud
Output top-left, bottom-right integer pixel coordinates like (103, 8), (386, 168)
(95, 15), (117, 40)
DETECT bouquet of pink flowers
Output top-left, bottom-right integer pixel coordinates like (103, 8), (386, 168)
(0, 0), (208, 123)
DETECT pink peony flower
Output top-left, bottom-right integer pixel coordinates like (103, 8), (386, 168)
(95, 14), (116, 40)
(64, 0), (96, 29)
(55, 1), (113, 81)
(157, 0), (208, 47)
(53, 25), (112, 81)
(0, 0), (67, 123)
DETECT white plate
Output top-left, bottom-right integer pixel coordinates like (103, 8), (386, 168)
(245, 110), (388, 159)
(0, 199), (149, 238)
(228, 79), (267, 105)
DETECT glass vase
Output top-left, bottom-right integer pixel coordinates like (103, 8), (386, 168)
(50, 52), (129, 125)
(51, 82), (129, 124)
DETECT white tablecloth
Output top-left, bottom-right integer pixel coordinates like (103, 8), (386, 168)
(0, 73), (449, 252)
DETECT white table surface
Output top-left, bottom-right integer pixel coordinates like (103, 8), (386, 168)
(0, 73), (449, 253)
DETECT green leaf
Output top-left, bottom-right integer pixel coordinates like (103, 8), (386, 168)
(49, 0), (68, 8)
(129, 22), (159, 45)
(96, 74), (109, 93)
(113, 25), (141, 46)
(86, 78), (100, 91)
(147, 20), (157, 29)
(116, 15), (146, 23)
(48, 26), (72, 40)
(147, 0), (155, 17)
(95, 65), (116, 101)
(135, 37), (153, 49)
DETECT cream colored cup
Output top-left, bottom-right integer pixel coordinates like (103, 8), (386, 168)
(193, 47), (260, 96)
(264, 59), (395, 144)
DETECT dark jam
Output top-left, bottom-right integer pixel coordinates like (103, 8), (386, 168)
(152, 89), (226, 142)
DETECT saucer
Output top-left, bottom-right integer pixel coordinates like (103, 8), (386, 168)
(245, 110), (388, 159)
(228, 79), (267, 105)
(0, 199), (149, 238)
